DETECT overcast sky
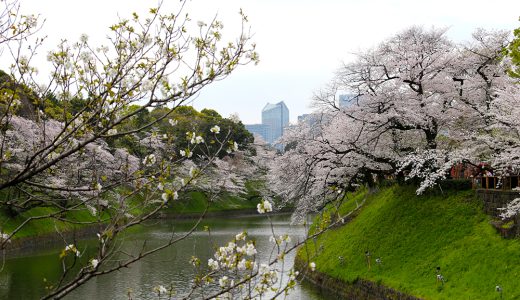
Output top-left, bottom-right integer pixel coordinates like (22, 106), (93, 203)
(10, 0), (520, 123)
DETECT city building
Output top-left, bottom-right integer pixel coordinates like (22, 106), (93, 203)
(261, 101), (289, 145)
(244, 101), (289, 147)
(244, 124), (271, 144)
(297, 113), (320, 127)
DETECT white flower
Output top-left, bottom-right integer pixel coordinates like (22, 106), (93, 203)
(245, 242), (257, 256)
(158, 182), (164, 191)
(237, 259), (247, 271)
(208, 258), (219, 270)
(233, 141), (239, 151)
(257, 200), (273, 214)
(179, 178), (186, 187)
(80, 33), (89, 43)
(235, 232), (246, 241)
(94, 182), (102, 191)
(309, 262), (316, 272)
(189, 131), (197, 144)
(64, 244), (80, 256)
(86, 205), (97, 216)
(219, 276), (229, 288)
(107, 128), (117, 135)
(210, 125), (221, 134)
(195, 135), (204, 144)
(180, 149), (193, 158)
(161, 193), (169, 203)
(161, 191), (178, 203)
(143, 154), (156, 166)
(96, 233), (105, 245)
(168, 119), (178, 126)
(155, 285), (167, 295)
(0, 233), (10, 243)
(280, 234), (291, 243)
(289, 270), (299, 281)
(258, 263), (270, 275)
(91, 259), (99, 268)
(269, 236), (277, 244)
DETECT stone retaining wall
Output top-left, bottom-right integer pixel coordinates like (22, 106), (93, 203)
(294, 257), (423, 300)
(475, 189), (520, 238)
(475, 189), (519, 217)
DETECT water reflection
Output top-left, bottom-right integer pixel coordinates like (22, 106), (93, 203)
(2, 214), (329, 299)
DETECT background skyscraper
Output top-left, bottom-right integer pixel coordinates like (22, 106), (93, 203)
(262, 101), (289, 144)
(244, 101), (289, 146)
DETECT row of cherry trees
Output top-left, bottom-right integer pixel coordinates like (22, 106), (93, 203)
(271, 26), (520, 220)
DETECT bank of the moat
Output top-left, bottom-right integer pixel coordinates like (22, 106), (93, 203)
(1, 190), (265, 256)
(295, 256), (422, 300)
(296, 185), (520, 299)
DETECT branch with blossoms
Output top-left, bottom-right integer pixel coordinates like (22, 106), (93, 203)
(0, 0), (261, 298)
(147, 193), (367, 300)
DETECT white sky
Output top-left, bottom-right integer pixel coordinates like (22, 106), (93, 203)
(8, 0), (520, 123)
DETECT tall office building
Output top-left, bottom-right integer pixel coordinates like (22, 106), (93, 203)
(245, 101), (289, 146)
(262, 101), (289, 144)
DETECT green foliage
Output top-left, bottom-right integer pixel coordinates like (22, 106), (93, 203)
(105, 105), (253, 157)
(506, 18), (520, 79)
(156, 105), (253, 158)
(299, 185), (520, 299)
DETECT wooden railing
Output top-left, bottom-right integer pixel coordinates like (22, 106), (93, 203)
(472, 176), (520, 190)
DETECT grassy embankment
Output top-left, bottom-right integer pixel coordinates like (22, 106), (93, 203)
(0, 180), (263, 240)
(163, 180), (262, 214)
(298, 185), (520, 299)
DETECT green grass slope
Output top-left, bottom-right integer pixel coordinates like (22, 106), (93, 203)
(299, 185), (520, 299)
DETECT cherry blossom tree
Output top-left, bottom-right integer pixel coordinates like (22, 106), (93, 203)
(273, 26), (520, 219)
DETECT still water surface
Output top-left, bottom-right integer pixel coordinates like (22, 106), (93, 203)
(0, 214), (330, 299)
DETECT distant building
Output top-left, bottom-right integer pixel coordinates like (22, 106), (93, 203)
(262, 101), (289, 145)
(245, 124), (271, 143)
(297, 114), (310, 124)
(244, 101), (289, 147)
(297, 113), (320, 128)
(338, 94), (355, 108)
